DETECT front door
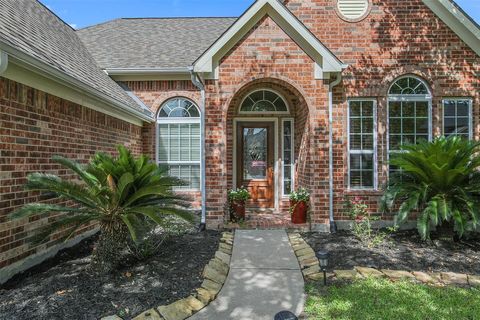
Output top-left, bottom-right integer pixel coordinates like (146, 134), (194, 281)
(236, 122), (274, 208)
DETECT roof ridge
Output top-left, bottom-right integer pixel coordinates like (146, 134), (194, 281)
(77, 18), (124, 31)
(36, 0), (76, 31)
(120, 16), (238, 20)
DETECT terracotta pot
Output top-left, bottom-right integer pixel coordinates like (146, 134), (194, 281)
(290, 200), (308, 224)
(231, 200), (246, 220)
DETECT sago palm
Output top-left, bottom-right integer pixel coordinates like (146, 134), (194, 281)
(10, 146), (192, 272)
(382, 136), (480, 240)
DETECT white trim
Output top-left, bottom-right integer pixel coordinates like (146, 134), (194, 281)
(105, 67), (191, 75)
(442, 98), (473, 139)
(281, 118), (295, 197)
(347, 99), (378, 190)
(2, 61), (146, 126)
(233, 117), (279, 210)
(156, 97), (202, 191)
(387, 76), (433, 178)
(0, 50), (8, 74)
(192, 0), (344, 78)
(0, 43), (153, 123)
(423, 0), (480, 56)
(239, 88), (290, 115)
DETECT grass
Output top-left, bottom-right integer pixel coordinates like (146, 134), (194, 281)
(305, 278), (480, 320)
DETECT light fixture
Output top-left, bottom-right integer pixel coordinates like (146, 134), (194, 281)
(274, 310), (298, 320)
(316, 250), (330, 285)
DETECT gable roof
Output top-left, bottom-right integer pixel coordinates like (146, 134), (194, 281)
(77, 17), (236, 71)
(0, 0), (152, 121)
(193, 0), (345, 78)
(423, 0), (480, 56)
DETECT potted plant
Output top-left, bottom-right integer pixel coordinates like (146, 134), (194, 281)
(227, 187), (250, 220)
(289, 187), (310, 224)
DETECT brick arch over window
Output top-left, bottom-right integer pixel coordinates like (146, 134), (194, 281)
(225, 77), (313, 202)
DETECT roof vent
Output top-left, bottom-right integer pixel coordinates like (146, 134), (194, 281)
(336, 0), (371, 22)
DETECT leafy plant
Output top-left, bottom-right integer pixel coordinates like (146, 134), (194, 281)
(289, 187), (310, 216)
(346, 196), (393, 248)
(10, 145), (192, 272)
(289, 187), (310, 203)
(227, 187), (251, 202)
(382, 136), (480, 240)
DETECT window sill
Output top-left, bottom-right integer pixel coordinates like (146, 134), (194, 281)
(344, 189), (383, 196)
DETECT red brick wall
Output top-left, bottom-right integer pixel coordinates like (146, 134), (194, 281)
(283, 0), (479, 220)
(0, 77), (143, 269)
(105, 0), (478, 229)
(202, 15), (333, 227)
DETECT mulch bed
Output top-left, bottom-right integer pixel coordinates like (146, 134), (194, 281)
(303, 230), (480, 275)
(0, 230), (220, 320)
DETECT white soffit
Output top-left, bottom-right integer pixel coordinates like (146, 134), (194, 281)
(423, 0), (480, 56)
(193, 0), (344, 78)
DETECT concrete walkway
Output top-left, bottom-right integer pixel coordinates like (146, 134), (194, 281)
(189, 230), (305, 320)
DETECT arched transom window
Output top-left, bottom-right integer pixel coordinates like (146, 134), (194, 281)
(389, 76), (429, 95)
(388, 76), (432, 174)
(240, 89), (289, 113)
(157, 98), (201, 190)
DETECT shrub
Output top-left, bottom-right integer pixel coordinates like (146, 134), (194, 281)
(227, 187), (251, 202)
(289, 187), (310, 203)
(382, 136), (480, 240)
(346, 197), (393, 248)
(10, 146), (192, 272)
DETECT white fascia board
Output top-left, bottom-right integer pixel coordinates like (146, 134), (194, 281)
(2, 61), (146, 126)
(0, 50), (8, 74)
(423, 0), (480, 56)
(193, 0), (344, 77)
(0, 44), (153, 123)
(105, 67), (191, 75)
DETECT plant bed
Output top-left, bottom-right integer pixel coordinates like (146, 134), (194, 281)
(0, 230), (220, 320)
(303, 230), (480, 275)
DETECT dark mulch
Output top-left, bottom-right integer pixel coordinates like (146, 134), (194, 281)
(0, 231), (220, 320)
(303, 230), (480, 275)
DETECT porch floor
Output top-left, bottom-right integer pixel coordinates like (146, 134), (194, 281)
(226, 208), (310, 230)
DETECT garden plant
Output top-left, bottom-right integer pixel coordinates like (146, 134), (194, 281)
(10, 146), (191, 272)
(227, 187), (250, 221)
(382, 136), (480, 240)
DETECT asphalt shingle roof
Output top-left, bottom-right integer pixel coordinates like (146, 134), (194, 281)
(0, 0), (149, 116)
(77, 18), (237, 69)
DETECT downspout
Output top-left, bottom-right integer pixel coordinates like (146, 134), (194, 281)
(0, 50), (9, 75)
(328, 72), (342, 233)
(189, 67), (207, 231)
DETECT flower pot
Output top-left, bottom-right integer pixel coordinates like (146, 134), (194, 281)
(231, 200), (246, 220)
(290, 200), (308, 224)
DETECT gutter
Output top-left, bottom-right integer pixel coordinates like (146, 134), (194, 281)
(328, 72), (342, 233)
(0, 45), (153, 122)
(0, 50), (8, 74)
(188, 67), (207, 231)
(105, 67), (191, 76)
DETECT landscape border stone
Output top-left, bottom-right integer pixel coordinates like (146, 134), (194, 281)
(288, 232), (480, 289)
(101, 231), (234, 320)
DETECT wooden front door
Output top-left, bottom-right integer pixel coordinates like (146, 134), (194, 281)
(237, 122), (274, 208)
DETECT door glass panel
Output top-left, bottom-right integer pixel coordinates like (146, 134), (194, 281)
(243, 127), (268, 180)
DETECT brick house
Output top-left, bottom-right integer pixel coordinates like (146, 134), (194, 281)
(0, 0), (479, 280)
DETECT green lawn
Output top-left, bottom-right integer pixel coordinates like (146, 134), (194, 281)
(305, 278), (480, 320)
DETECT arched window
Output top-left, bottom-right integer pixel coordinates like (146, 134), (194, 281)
(388, 76), (432, 174)
(389, 76), (429, 95)
(240, 89), (289, 113)
(157, 98), (201, 190)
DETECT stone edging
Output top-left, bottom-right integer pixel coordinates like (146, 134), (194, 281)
(288, 232), (480, 288)
(102, 231), (234, 320)
(288, 233), (324, 281)
(334, 267), (480, 287)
